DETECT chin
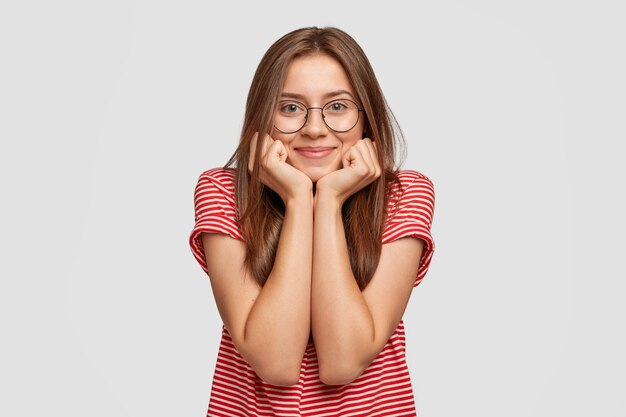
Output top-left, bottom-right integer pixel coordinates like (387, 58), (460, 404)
(299, 166), (334, 183)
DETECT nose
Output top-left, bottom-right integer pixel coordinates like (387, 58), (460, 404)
(300, 108), (328, 138)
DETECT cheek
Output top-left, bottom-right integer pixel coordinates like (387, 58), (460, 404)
(272, 135), (297, 159)
(339, 134), (362, 152)
(271, 129), (295, 146)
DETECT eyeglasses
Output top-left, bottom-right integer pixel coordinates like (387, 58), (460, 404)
(274, 98), (364, 134)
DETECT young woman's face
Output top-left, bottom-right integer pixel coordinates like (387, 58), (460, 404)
(271, 53), (365, 182)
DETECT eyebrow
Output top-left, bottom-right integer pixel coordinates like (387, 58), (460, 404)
(280, 89), (356, 101)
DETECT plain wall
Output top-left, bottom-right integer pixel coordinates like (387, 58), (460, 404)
(1, 1), (624, 416)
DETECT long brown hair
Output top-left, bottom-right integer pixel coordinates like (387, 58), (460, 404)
(224, 26), (406, 290)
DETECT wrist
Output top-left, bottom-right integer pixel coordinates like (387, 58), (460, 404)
(285, 187), (314, 210)
(313, 189), (343, 213)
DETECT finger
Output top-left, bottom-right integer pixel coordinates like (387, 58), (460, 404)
(342, 145), (357, 168)
(355, 140), (376, 175)
(347, 144), (371, 176)
(276, 140), (288, 162)
(280, 140), (290, 160)
(265, 139), (288, 164)
(361, 137), (375, 160)
(252, 134), (275, 181)
(254, 134), (274, 176)
(362, 138), (382, 177)
(360, 138), (375, 162)
(259, 133), (274, 155)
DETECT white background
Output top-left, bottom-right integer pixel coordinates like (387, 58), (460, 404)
(1, 1), (625, 416)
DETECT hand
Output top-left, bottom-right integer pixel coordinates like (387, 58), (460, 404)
(248, 132), (313, 203)
(315, 138), (382, 205)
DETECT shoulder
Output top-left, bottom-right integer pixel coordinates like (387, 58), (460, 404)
(197, 167), (237, 189)
(193, 167), (238, 221)
(392, 169), (434, 187)
(195, 167), (237, 198)
(382, 169), (436, 250)
(386, 169), (435, 208)
(189, 168), (243, 272)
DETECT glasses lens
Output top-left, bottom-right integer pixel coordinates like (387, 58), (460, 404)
(273, 99), (361, 133)
(323, 99), (359, 132)
(274, 101), (307, 133)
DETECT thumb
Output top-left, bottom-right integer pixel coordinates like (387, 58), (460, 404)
(267, 139), (288, 163)
(342, 147), (356, 168)
(276, 140), (288, 163)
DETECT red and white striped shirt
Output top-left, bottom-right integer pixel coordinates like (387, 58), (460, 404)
(189, 167), (435, 417)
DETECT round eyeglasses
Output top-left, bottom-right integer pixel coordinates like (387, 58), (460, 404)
(274, 98), (364, 134)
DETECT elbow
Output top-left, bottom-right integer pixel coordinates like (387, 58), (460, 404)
(233, 337), (303, 386)
(318, 359), (365, 386)
(248, 353), (302, 386)
(256, 365), (301, 387)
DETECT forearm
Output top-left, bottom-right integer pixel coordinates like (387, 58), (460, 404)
(243, 194), (313, 381)
(312, 194), (376, 384)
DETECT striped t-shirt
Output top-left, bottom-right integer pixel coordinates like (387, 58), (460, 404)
(189, 167), (435, 417)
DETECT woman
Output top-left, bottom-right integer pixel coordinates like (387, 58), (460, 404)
(189, 26), (435, 417)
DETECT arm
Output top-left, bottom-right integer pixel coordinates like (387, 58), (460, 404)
(202, 193), (312, 386)
(311, 139), (426, 385)
(202, 134), (314, 386)
(312, 195), (423, 385)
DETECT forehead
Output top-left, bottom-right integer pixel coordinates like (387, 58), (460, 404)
(282, 54), (355, 99)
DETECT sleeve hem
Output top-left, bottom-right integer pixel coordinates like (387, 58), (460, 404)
(383, 221), (435, 287)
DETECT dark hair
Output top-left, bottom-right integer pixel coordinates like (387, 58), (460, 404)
(225, 26), (405, 289)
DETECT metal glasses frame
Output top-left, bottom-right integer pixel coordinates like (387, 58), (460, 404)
(273, 98), (365, 134)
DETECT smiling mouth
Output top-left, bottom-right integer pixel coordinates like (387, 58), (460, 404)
(294, 147), (337, 159)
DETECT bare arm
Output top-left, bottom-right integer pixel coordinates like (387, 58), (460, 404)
(311, 138), (424, 385)
(203, 193), (312, 386)
(202, 134), (314, 386)
(311, 194), (422, 385)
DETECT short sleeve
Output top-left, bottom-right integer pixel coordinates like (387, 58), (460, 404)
(188, 168), (243, 275)
(382, 171), (436, 287)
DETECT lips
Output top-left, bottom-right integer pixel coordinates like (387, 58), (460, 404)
(294, 147), (336, 159)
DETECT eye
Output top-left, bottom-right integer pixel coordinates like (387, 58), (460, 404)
(278, 101), (305, 115)
(325, 100), (351, 113)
